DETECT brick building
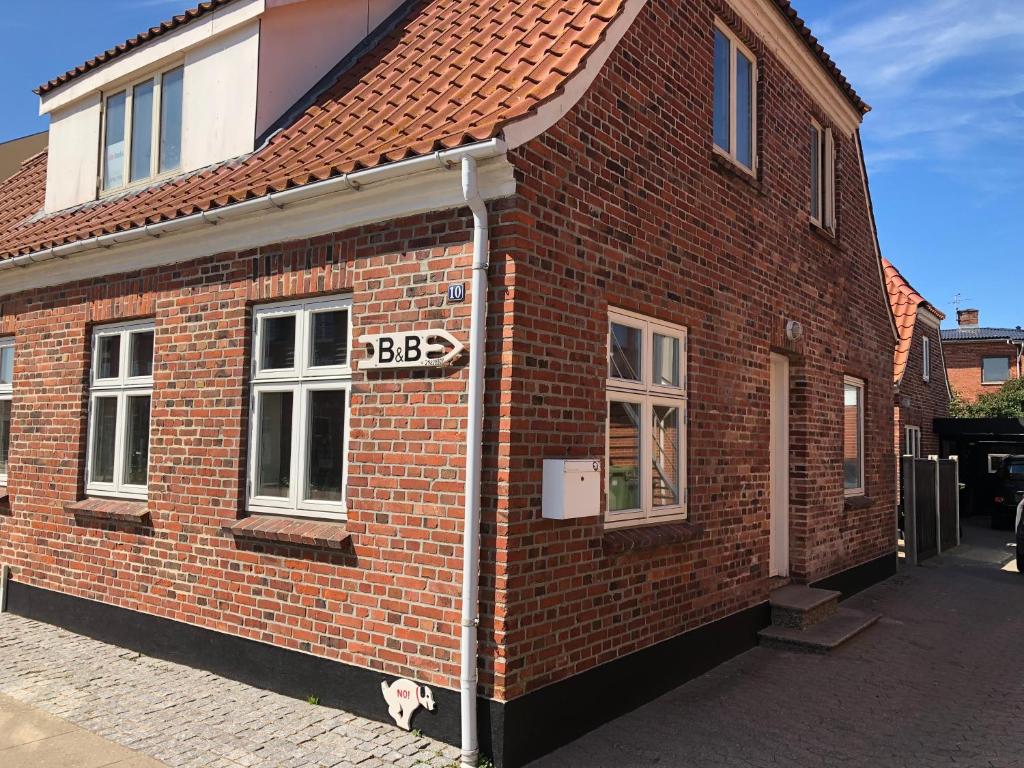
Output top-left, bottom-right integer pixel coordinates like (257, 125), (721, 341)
(882, 258), (950, 459)
(0, 1), (898, 765)
(942, 309), (1024, 404)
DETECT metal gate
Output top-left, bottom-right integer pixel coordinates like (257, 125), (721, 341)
(901, 455), (960, 565)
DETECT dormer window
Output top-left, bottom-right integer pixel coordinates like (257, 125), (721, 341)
(102, 65), (184, 192)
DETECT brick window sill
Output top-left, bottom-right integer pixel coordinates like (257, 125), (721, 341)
(65, 498), (150, 524)
(0, 487), (8, 507)
(603, 521), (703, 555)
(808, 221), (842, 250)
(844, 495), (873, 511)
(710, 151), (764, 195)
(222, 515), (352, 551)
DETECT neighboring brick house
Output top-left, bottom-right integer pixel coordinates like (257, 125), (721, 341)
(0, 1), (898, 766)
(943, 309), (1024, 403)
(882, 258), (950, 459)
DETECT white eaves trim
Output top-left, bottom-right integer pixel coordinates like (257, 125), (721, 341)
(502, 0), (649, 149)
(0, 140), (515, 297)
(39, 0), (265, 115)
(725, 0), (863, 137)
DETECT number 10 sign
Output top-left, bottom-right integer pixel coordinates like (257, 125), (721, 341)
(359, 329), (466, 370)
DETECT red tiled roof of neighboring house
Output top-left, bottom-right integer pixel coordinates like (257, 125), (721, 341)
(5, 0), (869, 263)
(35, 1), (236, 96)
(882, 257), (945, 384)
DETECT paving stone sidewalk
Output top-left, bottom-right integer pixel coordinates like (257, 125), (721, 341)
(0, 614), (460, 768)
(528, 517), (1024, 768)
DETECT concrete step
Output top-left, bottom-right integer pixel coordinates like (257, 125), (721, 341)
(768, 585), (841, 630)
(758, 607), (881, 653)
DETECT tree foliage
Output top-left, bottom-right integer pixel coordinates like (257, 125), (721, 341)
(950, 377), (1024, 419)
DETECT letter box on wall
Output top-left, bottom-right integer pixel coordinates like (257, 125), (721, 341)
(542, 459), (601, 520)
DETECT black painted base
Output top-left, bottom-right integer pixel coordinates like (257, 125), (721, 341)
(5, 581), (772, 767)
(810, 551), (898, 600)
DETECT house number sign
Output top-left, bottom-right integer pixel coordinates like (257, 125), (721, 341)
(359, 329), (466, 370)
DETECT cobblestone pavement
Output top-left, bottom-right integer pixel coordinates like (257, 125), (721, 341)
(529, 516), (1024, 768)
(0, 616), (459, 768)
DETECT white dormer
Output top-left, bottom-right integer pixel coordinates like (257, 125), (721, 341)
(40, 0), (405, 213)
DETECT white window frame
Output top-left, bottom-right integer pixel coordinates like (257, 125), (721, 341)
(100, 63), (184, 194)
(86, 320), (155, 500)
(904, 425), (922, 458)
(0, 337), (13, 486)
(988, 454), (1009, 474)
(810, 120), (836, 231)
(247, 295), (352, 520)
(843, 376), (865, 497)
(606, 308), (688, 528)
(713, 19), (758, 174)
(981, 356), (1010, 385)
(922, 336), (930, 382)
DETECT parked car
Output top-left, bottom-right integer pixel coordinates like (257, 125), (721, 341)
(993, 455), (1024, 529)
(1017, 497), (1024, 574)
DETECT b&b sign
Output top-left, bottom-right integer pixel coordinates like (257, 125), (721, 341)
(359, 329), (466, 370)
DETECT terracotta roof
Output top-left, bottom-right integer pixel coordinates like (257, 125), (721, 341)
(1, 0), (631, 261)
(7, 0), (870, 262)
(882, 257), (944, 384)
(770, 1), (869, 115)
(35, 1), (237, 96)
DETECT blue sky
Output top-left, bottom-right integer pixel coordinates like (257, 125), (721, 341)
(1, 0), (1021, 329)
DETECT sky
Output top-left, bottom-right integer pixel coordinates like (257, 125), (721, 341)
(1, 0), (1022, 330)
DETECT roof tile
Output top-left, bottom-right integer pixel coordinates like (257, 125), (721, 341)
(882, 257), (943, 385)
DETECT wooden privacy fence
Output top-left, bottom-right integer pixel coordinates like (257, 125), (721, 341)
(901, 455), (960, 565)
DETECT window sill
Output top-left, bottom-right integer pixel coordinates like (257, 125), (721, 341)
(603, 521), (703, 555)
(808, 221), (841, 249)
(222, 515), (352, 551)
(844, 495), (873, 511)
(0, 487), (9, 510)
(710, 151), (763, 194)
(65, 498), (150, 524)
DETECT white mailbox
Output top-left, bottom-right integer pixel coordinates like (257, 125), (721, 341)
(542, 459), (601, 520)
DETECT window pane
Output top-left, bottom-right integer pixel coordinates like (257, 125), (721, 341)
(97, 335), (121, 379)
(0, 346), (13, 385)
(843, 384), (862, 491)
(130, 79), (155, 183)
(103, 92), (127, 189)
(608, 401), (641, 511)
(90, 397), (118, 484)
(713, 30), (731, 152)
(124, 395), (151, 487)
(736, 51), (754, 168)
(257, 391), (293, 497)
(653, 334), (680, 387)
(130, 331), (155, 378)
(311, 311), (349, 367)
(810, 126), (821, 220)
(652, 405), (681, 507)
(982, 357), (1009, 383)
(159, 67), (184, 174)
(306, 390), (346, 502)
(0, 399), (10, 477)
(610, 323), (642, 381)
(261, 315), (296, 370)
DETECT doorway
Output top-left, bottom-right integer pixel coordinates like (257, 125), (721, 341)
(769, 354), (790, 578)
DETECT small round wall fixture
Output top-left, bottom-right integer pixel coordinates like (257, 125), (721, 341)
(785, 320), (804, 342)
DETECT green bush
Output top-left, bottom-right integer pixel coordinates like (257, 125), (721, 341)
(950, 377), (1024, 418)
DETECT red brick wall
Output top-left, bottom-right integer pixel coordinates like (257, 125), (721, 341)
(496, 0), (896, 700)
(0, 211), (516, 697)
(894, 319), (949, 458)
(945, 340), (1021, 403)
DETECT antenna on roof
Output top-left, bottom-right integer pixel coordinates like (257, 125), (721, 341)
(951, 293), (969, 312)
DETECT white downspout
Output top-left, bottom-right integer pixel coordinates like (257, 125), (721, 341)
(459, 155), (488, 768)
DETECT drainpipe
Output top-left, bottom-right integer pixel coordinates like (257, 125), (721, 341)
(458, 155), (488, 768)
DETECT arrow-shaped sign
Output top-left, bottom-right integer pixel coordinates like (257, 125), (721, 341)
(358, 329), (466, 370)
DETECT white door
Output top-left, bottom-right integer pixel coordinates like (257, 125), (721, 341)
(769, 354), (790, 578)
